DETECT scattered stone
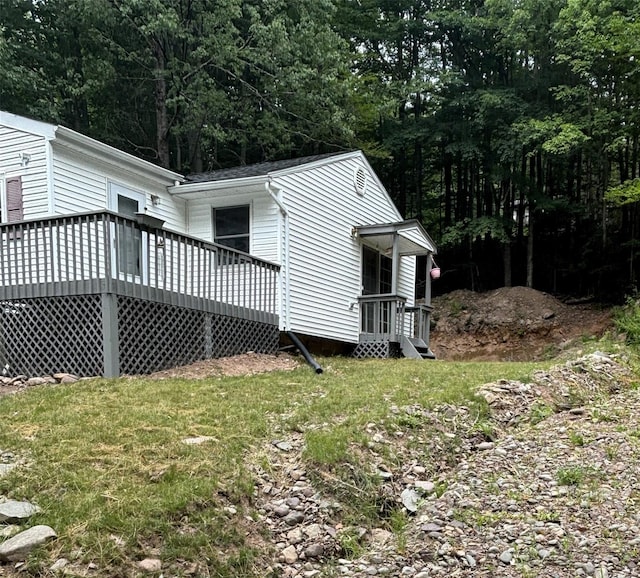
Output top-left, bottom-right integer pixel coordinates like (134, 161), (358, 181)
(181, 436), (216, 445)
(283, 511), (305, 526)
(0, 525), (57, 562)
(0, 500), (41, 523)
(400, 488), (420, 512)
(274, 504), (291, 517)
(304, 523), (324, 540)
(241, 352), (639, 578)
(370, 528), (394, 545)
(414, 480), (435, 493)
(53, 373), (78, 383)
(137, 558), (162, 572)
(303, 543), (324, 558)
(50, 558), (69, 572)
(273, 440), (293, 452)
(476, 441), (494, 451)
(499, 550), (513, 564)
(0, 463), (16, 477)
(420, 523), (442, 533)
(281, 545), (298, 564)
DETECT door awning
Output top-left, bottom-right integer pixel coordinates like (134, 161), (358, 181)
(354, 219), (437, 256)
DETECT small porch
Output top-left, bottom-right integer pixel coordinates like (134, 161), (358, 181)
(352, 220), (437, 360)
(0, 211), (280, 377)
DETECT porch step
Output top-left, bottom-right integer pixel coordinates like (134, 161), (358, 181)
(401, 336), (436, 360)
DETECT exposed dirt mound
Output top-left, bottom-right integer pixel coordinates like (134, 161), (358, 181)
(430, 286), (614, 361)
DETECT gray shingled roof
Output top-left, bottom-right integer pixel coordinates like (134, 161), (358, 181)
(185, 152), (348, 183)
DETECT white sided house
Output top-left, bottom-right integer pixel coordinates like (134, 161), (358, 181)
(0, 111), (437, 377)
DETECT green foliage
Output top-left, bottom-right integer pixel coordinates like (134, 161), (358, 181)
(614, 297), (640, 345)
(556, 466), (587, 486)
(568, 430), (586, 446)
(529, 402), (554, 424)
(441, 216), (512, 247)
(606, 180), (640, 207)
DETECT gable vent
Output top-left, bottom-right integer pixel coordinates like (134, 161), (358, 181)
(354, 167), (368, 195)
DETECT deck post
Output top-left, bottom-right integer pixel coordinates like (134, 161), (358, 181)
(101, 292), (120, 377)
(390, 235), (400, 339)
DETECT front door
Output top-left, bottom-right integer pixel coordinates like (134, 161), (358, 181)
(108, 184), (146, 280)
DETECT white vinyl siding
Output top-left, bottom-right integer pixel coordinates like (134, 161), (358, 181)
(277, 155), (413, 343)
(0, 126), (50, 219)
(51, 146), (186, 232)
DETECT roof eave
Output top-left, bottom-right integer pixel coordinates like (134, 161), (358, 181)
(266, 150), (361, 178)
(54, 126), (184, 185)
(169, 175), (270, 197)
(355, 219), (437, 255)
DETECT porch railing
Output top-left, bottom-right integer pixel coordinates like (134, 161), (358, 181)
(359, 296), (432, 344)
(0, 211), (279, 324)
(358, 294), (406, 341)
(405, 304), (433, 344)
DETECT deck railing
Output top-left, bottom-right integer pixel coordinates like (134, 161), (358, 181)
(0, 211), (279, 323)
(358, 294), (407, 341)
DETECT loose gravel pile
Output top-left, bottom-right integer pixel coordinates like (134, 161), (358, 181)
(249, 351), (640, 577)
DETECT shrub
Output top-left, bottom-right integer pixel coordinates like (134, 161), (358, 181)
(614, 297), (640, 345)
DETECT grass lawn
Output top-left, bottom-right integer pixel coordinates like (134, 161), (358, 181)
(0, 357), (549, 576)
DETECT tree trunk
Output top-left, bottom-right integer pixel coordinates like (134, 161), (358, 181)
(527, 210), (534, 288)
(444, 149), (452, 226)
(153, 39), (170, 169)
(503, 241), (512, 287)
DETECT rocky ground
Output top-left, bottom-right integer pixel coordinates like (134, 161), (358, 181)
(248, 351), (640, 578)
(1, 287), (635, 578)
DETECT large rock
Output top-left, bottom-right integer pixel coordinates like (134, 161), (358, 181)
(0, 525), (57, 561)
(0, 500), (41, 523)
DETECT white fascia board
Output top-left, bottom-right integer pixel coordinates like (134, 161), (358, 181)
(54, 126), (184, 186)
(0, 110), (56, 140)
(168, 175), (269, 198)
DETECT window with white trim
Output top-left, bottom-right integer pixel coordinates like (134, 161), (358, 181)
(213, 205), (250, 253)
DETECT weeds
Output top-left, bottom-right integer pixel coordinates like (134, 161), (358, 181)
(557, 466), (587, 486)
(529, 402), (554, 424)
(568, 431), (586, 446)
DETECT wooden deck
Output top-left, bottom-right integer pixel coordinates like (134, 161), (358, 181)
(0, 212), (280, 377)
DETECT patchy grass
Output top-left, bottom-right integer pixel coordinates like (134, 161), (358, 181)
(0, 357), (542, 576)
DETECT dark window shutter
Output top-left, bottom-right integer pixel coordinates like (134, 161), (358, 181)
(6, 176), (23, 223)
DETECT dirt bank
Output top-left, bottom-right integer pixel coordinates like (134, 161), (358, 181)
(430, 286), (614, 361)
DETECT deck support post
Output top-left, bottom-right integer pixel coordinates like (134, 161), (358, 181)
(101, 292), (120, 378)
(390, 235), (400, 340)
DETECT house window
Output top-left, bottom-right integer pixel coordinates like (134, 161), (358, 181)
(213, 205), (250, 253)
(362, 245), (392, 295)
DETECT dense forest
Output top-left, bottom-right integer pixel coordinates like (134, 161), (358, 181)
(2, 0), (639, 300)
